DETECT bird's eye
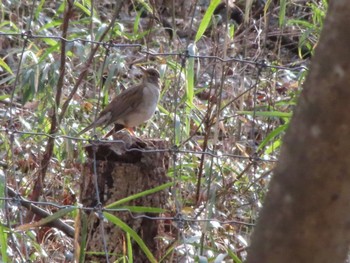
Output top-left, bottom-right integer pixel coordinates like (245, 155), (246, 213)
(150, 71), (158, 77)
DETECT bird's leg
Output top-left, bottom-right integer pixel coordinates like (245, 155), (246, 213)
(125, 127), (136, 136)
(103, 123), (126, 138)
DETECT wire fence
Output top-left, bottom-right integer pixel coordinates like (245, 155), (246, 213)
(0, 1), (307, 262)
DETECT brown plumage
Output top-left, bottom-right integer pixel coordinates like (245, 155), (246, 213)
(78, 68), (161, 136)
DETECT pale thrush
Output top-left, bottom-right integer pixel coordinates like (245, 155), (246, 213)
(78, 68), (161, 136)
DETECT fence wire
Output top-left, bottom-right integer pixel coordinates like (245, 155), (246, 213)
(0, 1), (307, 262)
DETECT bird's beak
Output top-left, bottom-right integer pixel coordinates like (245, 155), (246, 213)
(139, 66), (147, 73)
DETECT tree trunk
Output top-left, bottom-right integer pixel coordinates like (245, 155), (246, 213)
(79, 133), (169, 262)
(247, 2), (350, 263)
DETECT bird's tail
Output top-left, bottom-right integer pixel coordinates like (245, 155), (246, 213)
(77, 123), (96, 136)
(77, 112), (112, 136)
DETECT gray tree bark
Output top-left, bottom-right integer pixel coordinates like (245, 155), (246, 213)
(247, 2), (350, 263)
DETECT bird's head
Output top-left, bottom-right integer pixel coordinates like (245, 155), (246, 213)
(141, 67), (161, 84)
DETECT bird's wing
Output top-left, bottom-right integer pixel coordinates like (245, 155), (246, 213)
(99, 84), (144, 127)
(77, 111), (112, 135)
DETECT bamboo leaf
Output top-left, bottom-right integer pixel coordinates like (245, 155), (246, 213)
(78, 211), (88, 263)
(127, 232), (133, 263)
(16, 207), (76, 231)
(0, 58), (13, 75)
(195, 0), (221, 42)
(0, 224), (8, 263)
(279, 0), (287, 27)
(74, 2), (91, 16)
(103, 212), (157, 263)
(105, 182), (173, 209)
(257, 123), (288, 151)
(114, 206), (165, 213)
(265, 139), (282, 154)
(237, 111), (292, 118)
(186, 43), (196, 107)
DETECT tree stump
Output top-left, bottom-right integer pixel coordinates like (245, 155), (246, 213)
(79, 133), (169, 262)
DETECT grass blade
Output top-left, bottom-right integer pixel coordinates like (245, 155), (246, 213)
(195, 0), (220, 42)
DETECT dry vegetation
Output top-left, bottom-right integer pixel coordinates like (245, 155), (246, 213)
(0, 0), (326, 262)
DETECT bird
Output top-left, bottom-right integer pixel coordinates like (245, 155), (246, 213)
(77, 67), (161, 137)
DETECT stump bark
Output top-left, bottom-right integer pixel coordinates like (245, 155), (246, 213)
(79, 133), (169, 262)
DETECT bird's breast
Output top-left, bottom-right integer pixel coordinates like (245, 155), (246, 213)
(123, 84), (160, 127)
